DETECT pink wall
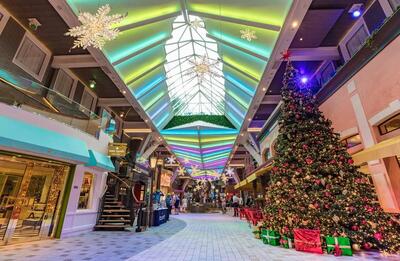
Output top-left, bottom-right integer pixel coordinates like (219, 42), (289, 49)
(318, 36), (400, 213)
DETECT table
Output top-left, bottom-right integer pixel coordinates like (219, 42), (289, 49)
(153, 208), (168, 226)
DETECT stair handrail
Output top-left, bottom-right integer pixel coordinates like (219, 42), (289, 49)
(108, 172), (141, 203)
(95, 184), (108, 226)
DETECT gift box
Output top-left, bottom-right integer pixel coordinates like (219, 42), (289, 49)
(280, 236), (293, 248)
(326, 236), (353, 256)
(293, 228), (323, 254)
(261, 229), (280, 246)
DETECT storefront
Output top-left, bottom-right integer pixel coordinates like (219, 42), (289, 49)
(0, 151), (72, 245)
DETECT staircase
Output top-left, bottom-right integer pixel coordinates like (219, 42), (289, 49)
(94, 193), (132, 231)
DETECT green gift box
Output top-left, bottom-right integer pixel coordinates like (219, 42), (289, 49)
(280, 236), (293, 248)
(326, 236), (353, 256)
(261, 229), (280, 246)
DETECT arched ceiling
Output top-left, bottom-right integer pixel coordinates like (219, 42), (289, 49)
(66, 0), (294, 177)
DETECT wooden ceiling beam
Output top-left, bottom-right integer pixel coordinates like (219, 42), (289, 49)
(51, 54), (99, 68)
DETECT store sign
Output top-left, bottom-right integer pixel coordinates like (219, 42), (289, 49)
(108, 143), (127, 157)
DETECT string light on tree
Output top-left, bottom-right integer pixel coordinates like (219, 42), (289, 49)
(240, 28), (257, 42)
(65, 4), (125, 50)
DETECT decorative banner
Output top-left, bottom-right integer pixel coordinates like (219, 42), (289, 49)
(108, 142), (127, 157)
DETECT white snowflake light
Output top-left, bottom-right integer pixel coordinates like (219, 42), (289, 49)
(65, 5), (125, 50)
(166, 156), (176, 164)
(225, 167), (235, 177)
(189, 18), (204, 30)
(240, 28), (257, 42)
(191, 165), (199, 175)
(185, 55), (220, 83)
(177, 167), (185, 176)
(220, 174), (229, 184)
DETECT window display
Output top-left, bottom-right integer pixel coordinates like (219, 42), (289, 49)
(78, 173), (93, 209)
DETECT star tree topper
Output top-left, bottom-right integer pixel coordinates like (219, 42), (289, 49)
(65, 5), (125, 50)
(240, 28), (257, 42)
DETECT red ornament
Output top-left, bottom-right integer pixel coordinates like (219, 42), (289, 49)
(363, 242), (371, 250)
(324, 192), (331, 197)
(374, 232), (383, 241)
(281, 50), (291, 61)
(351, 225), (359, 231)
(315, 179), (321, 185)
(302, 144), (308, 149)
(305, 158), (313, 165)
(348, 159), (354, 164)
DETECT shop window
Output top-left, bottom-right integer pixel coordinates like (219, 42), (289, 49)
(78, 173), (94, 209)
(346, 26), (369, 58)
(13, 33), (50, 81)
(320, 62), (336, 85)
(378, 113), (400, 135)
(341, 134), (362, 149)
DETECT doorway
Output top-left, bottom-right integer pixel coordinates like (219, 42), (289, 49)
(0, 153), (70, 245)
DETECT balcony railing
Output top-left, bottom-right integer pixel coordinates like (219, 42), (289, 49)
(0, 69), (107, 137)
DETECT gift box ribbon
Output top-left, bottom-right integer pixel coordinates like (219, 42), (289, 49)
(327, 237), (351, 249)
(294, 239), (321, 248)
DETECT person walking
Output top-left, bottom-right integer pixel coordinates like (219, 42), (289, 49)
(181, 196), (188, 213)
(221, 196), (227, 214)
(232, 194), (239, 217)
(174, 195), (181, 215)
(166, 193), (172, 215)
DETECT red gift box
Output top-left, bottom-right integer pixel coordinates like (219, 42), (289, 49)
(294, 228), (323, 254)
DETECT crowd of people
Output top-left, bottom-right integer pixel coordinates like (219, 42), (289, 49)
(165, 193), (188, 215)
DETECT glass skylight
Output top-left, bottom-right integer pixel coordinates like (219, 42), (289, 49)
(164, 14), (225, 116)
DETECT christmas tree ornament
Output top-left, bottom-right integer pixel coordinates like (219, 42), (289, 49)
(65, 5), (125, 50)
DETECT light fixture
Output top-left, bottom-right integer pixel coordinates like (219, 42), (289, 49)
(150, 156), (157, 169)
(299, 37), (303, 41)
(123, 128), (152, 133)
(248, 127), (262, 132)
(352, 10), (361, 18)
(119, 112), (124, 118)
(262, 87), (267, 92)
(122, 90), (126, 94)
(291, 21), (299, 28)
(349, 4), (363, 18)
(248, 118), (252, 122)
(300, 76), (308, 84)
(28, 18), (41, 31)
(89, 80), (96, 89)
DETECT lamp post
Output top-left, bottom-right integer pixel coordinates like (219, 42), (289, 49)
(148, 155), (158, 227)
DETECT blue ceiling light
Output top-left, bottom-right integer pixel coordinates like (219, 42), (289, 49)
(349, 4), (363, 18)
(300, 76), (308, 84)
(352, 10), (361, 18)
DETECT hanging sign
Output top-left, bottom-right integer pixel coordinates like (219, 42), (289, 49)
(108, 142), (127, 157)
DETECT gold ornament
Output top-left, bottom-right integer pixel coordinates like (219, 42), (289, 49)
(352, 244), (361, 251)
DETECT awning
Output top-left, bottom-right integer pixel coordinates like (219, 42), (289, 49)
(86, 149), (115, 172)
(352, 136), (400, 164)
(0, 115), (90, 163)
(234, 160), (273, 190)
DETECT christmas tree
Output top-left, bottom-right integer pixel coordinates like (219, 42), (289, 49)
(263, 60), (400, 253)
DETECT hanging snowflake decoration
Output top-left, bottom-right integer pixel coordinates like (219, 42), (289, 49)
(166, 156), (176, 165)
(220, 174), (229, 184)
(185, 55), (220, 83)
(225, 167), (235, 177)
(65, 5), (126, 50)
(177, 166), (185, 176)
(189, 18), (204, 30)
(240, 28), (257, 42)
(191, 165), (199, 175)
(183, 158), (190, 164)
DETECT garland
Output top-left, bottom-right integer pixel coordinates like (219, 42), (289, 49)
(164, 115), (235, 129)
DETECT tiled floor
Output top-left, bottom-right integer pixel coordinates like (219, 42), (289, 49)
(0, 213), (398, 261)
